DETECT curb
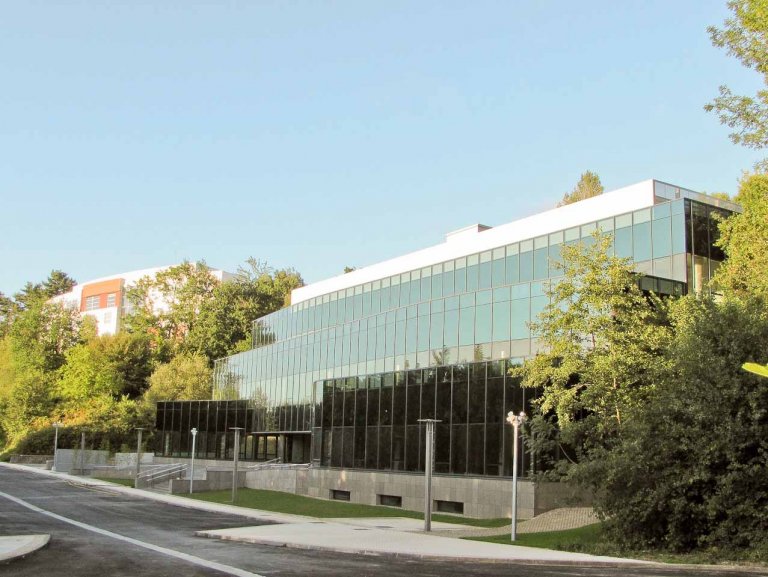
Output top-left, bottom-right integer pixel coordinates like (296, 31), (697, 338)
(195, 530), (654, 568)
(0, 535), (50, 564)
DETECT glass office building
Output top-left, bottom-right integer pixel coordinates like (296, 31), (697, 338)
(155, 180), (737, 478)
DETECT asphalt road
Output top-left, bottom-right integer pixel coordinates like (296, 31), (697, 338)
(0, 467), (762, 577)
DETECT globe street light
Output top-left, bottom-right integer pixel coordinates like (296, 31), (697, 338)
(506, 410), (527, 541)
(189, 428), (198, 495)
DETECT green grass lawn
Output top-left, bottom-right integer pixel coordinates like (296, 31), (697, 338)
(92, 477), (135, 488)
(470, 524), (768, 565)
(185, 488), (508, 527)
(179, 488), (765, 565)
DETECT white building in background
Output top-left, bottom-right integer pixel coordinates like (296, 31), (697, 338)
(52, 265), (234, 336)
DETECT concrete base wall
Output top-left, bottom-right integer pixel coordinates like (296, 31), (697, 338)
(53, 449), (109, 474)
(147, 457), (589, 518)
(293, 469), (535, 519)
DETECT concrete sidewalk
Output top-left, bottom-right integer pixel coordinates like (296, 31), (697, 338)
(0, 534), (50, 563)
(0, 462), (648, 567)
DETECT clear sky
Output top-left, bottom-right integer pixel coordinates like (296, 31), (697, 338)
(1, 1), (764, 296)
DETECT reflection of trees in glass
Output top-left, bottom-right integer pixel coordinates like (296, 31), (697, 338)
(214, 369), (241, 400)
(252, 320), (276, 347)
(431, 347), (450, 366)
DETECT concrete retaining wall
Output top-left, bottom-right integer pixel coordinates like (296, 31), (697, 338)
(54, 449), (109, 474)
(10, 455), (52, 465)
(147, 456), (588, 518)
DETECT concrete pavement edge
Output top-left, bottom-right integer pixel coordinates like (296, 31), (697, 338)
(0, 534), (50, 564)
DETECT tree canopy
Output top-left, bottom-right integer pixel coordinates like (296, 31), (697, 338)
(558, 171), (604, 206)
(713, 172), (768, 300)
(706, 0), (768, 165)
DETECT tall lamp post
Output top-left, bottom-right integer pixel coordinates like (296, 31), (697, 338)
(135, 427), (145, 483)
(230, 427), (244, 503)
(417, 419), (441, 532)
(189, 428), (198, 495)
(52, 422), (62, 472)
(506, 411), (527, 541)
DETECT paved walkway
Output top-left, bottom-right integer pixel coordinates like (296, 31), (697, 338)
(0, 534), (50, 563)
(0, 462), (643, 567)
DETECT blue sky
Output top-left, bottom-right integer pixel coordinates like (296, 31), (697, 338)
(1, 1), (763, 296)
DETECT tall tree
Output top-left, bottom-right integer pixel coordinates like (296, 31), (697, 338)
(57, 332), (152, 403)
(0, 292), (14, 337)
(706, 0), (768, 165)
(713, 172), (768, 301)
(513, 232), (669, 458)
(0, 300), (81, 446)
(558, 171), (604, 206)
(144, 353), (213, 403)
(123, 261), (220, 360)
(41, 270), (76, 298)
(185, 259), (303, 363)
(592, 296), (768, 554)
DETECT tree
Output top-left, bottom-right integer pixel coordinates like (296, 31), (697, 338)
(592, 296), (768, 555)
(57, 333), (152, 403)
(144, 353), (213, 403)
(706, 0), (768, 166)
(41, 270), (76, 298)
(512, 232), (670, 460)
(558, 171), (604, 207)
(123, 261), (220, 360)
(185, 259), (303, 363)
(0, 300), (81, 447)
(713, 172), (768, 301)
(0, 292), (14, 337)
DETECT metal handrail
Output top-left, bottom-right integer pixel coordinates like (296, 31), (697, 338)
(247, 461), (311, 471)
(136, 463), (187, 487)
(245, 458), (281, 470)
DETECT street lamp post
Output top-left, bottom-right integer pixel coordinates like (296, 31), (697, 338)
(189, 428), (198, 495)
(230, 427), (244, 503)
(52, 422), (62, 472)
(506, 411), (527, 541)
(135, 427), (145, 482)
(79, 431), (86, 475)
(417, 419), (441, 532)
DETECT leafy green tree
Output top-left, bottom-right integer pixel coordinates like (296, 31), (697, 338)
(0, 300), (81, 446)
(706, 0), (768, 162)
(713, 172), (768, 301)
(0, 292), (14, 337)
(513, 232), (669, 460)
(144, 353), (213, 403)
(57, 333), (152, 403)
(123, 261), (220, 360)
(41, 270), (76, 298)
(592, 296), (768, 555)
(558, 171), (604, 207)
(185, 259), (303, 363)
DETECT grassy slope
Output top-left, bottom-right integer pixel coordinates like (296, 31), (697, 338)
(185, 488), (508, 527)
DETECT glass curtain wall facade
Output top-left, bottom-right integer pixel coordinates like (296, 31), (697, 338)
(155, 182), (734, 476)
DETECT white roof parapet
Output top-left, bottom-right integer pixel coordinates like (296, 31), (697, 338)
(291, 179), (659, 304)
